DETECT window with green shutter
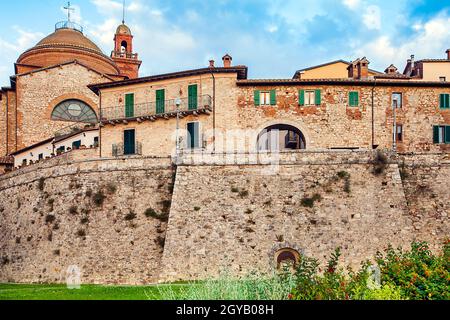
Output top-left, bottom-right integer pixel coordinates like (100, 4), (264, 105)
(254, 90), (260, 106)
(433, 126), (440, 144)
(270, 90), (277, 106)
(349, 91), (359, 107)
(315, 89), (322, 105)
(433, 125), (450, 144)
(299, 90), (305, 106)
(156, 89), (165, 114)
(440, 94), (450, 109)
(188, 85), (198, 110)
(446, 126), (450, 144)
(125, 93), (134, 118)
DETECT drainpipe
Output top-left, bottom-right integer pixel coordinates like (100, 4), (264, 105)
(99, 91), (102, 158)
(209, 67), (216, 153)
(393, 100), (397, 152)
(5, 91), (9, 155)
(371, 79), (377, 149)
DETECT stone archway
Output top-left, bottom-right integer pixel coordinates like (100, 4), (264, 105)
(274, 248), (301, 271)
(257, 124), (306, 152)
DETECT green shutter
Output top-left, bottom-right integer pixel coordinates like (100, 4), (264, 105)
(156, 89), (165, 114)
(440, 94), (450, 109)
(254, 90), (260, 106)
(315, 89), (321, 105)
(125, 93), (134, 118)
(188, 85), (198, 110)
(433, 126), (440, 144)
(270, 90), (276, 105)
(299, 90), (305, 106)
(349, 92), (359, 107)
(446, 126), (450, 144)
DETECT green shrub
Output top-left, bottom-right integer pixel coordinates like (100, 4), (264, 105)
(125, 212), (137, 221)
(231, 187), (239, 193)
(69, 206), (78, 215)
(144, 208), (169, 222)
(372, 151), (389, 176)
(301, 193), (322, 208)
(92, 191), (106, 207)
(45, 214), (56, 224)
(37, 177), (45, 191)
(106, 183), (117, 194)
(375, 241), (450, 300)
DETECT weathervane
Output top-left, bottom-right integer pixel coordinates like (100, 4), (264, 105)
(64, 1), (75, 22)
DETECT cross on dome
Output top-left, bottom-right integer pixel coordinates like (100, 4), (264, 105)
(64, 1), (75, 22)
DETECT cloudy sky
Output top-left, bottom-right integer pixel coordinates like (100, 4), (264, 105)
(0, 0), (449, 85)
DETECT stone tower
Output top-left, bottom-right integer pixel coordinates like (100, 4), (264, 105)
(111, 23), (142, 79)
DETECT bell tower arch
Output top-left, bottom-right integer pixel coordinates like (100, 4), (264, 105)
(111, 20), (142, 79)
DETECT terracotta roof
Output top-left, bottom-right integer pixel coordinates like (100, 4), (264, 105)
(375, 73), (411, 79)
(10, 137), (54, 156)
(35, 28), (103, 54)
(237, 78), (450, 87)
(0, 156), (13, 165)
(11, 60), (117, 82)
(293, 59), (382, 78)
(116, 24), (132, 35)
(89, 66), (249, 94)
(416, 59), (450, 63)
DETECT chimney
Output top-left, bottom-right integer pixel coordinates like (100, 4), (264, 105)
(209, 60), (215, 68)
(222, 54), (232, 68)
(384, 64), (398, 75)
(446, 49), (450, 60)
(347, 59), (359, 79)
(357, 57), (370, 79)
(410, 55), (415, 69)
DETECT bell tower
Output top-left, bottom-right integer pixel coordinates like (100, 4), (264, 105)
(111, 4), (141, 79)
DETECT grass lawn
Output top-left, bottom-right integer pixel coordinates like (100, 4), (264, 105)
(0, 283), (186, 300)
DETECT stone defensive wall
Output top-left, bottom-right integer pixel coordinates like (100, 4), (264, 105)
(161, 150), (449, 282)
(0, 149), (449, 284)
(0, 149), (175, 284)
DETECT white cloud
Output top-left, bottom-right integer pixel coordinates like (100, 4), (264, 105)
(363, 5), (381, 30)
(343, 0), (360, 10)
(355, 14), (450, 70)
(266, 24), (278, 33)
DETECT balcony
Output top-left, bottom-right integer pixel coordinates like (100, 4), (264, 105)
(112, 142), (143, 157)
(111, 51), (139, 59)
(100, 95), (212, 124)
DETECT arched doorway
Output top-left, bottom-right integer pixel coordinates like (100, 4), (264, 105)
(257, 124), (306, 151)
(275, 248), (301, 271)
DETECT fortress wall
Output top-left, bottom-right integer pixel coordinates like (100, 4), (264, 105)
(0, 153), (175, 285)
(399, 153), (450, 249)
(161, 151), (416, 282)
(0, 150), (448, 284)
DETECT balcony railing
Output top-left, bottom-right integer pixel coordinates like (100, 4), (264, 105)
(111, 51), (139, 59)
(55, 21), (84, 33)
(112, 142), (143, 157)
(101, 95), (212, 123)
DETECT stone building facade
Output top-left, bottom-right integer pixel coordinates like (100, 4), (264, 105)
(90, 57), (450, 158)
(0, 17), (140, 159)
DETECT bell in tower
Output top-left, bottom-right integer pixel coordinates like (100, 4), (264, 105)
(111, 17), (142, 79)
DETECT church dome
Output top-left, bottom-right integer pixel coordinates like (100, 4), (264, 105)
(16, 22), (121, 76)
(35, 27), (103, 54)
(116, 23), (132, 36)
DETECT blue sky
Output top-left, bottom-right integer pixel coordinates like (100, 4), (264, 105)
(0, 0), (449, 85)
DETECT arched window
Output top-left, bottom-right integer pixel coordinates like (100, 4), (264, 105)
(121, 40), (128, 52)
(51, 100), (97, 123)
(257, 124), (306, 151)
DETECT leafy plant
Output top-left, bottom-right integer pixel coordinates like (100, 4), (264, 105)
(301, 193), (322, 208)
(125, 212), (137, 221)
(375, 241), (450, 300)
(92, 191), (106, 207)
(372, 151), (389, 176)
